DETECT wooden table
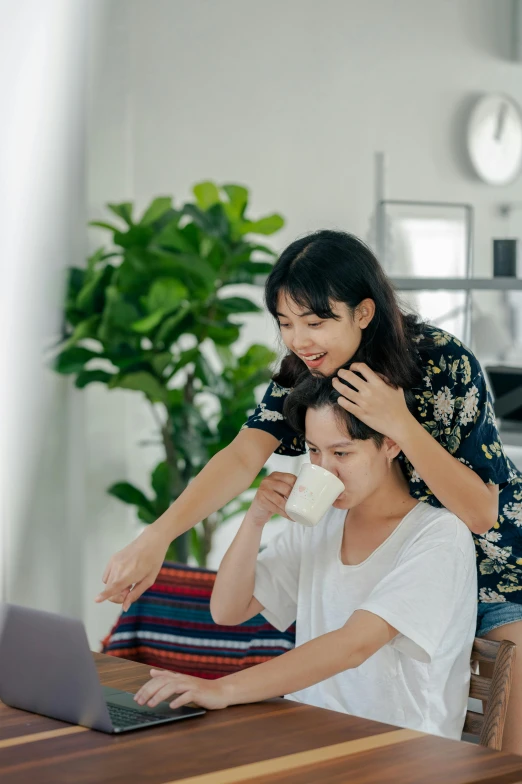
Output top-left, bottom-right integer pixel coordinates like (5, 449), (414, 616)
(1, 653), (522, 783)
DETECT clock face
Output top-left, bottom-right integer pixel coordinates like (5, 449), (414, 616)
(467, 93), (522, 185)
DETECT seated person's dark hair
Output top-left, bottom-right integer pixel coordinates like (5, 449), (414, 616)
(283, 367), (416, 447)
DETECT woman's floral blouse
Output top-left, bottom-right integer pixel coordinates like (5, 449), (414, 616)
(243, 325), (522, 605)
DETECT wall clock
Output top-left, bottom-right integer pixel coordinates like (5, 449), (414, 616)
(467, 93), (522, 185)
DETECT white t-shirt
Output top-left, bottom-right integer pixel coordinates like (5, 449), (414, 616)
(254, 502), (477, 740)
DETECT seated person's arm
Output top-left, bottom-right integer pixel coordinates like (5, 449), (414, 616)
(135, 609), (396, 710)
(210, 512), (264, 626)
(210, 472), (296, 626)
(218, 610), (397, 705)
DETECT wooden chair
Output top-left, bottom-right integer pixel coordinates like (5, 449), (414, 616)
(464, 637), (516, 750)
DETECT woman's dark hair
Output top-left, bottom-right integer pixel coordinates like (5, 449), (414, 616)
(265, 230), (426, 389)
(284, 369), (416, 447)
(284, 373), (384, 446)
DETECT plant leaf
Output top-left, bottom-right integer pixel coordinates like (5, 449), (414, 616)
(131, 280), (188, 334)
(62, 315), (101, 349)
(55, 346), (100, 374)
(195, 354), (228, 393)
(154, 222), (199, 254)
(239, 214), (284, 236)
(222, 184), (248, 219)
(137, 507), (158, 524)
(193, 181), (221, 210)
(131, 310), (166, 333)
(89, 221), (120, 233)
(75, 369), (113, 388)
(146, 278), (188, 314)
(76, 265), (114, 313)
(182, 203), (229, 239)
(169, 346), (200, 376)
(215, 344), (236, 369)
(152, 251), (217, 288)
(86, 247), (119, 273)
(226, 261), (274, 284)
(154, 302), (192, 344)
(140, 197), (173, 226)
(107, 202), (134, 226)
(113, 225), (154, 249)
(217, 297), (261, 315)
(108, 481), (155, 512)
(98, 287), (142, 344)
(151, 352), (172, 376)
(110, 371), (168, 403)
(151, 461), (171, 511)
(203, 321), (241, 346)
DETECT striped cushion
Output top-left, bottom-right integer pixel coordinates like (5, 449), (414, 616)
(101, 562), (296, 679)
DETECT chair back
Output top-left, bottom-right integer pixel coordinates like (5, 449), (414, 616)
(102, 562), (295, 679)
(464, 637), (516, 750)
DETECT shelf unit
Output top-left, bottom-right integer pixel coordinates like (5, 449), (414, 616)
(390, 278), (522, 291)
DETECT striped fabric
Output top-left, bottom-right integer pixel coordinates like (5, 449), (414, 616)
(102, 562), (296, 679)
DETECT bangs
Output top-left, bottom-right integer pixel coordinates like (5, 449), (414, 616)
(266, 276), (342, 321)
(265, 232), (353, 322)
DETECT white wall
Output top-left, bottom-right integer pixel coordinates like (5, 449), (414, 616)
(126, 0), (522, 262)
(84, 0), (522, 646)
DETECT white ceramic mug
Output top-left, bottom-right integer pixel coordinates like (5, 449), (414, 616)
(285, 463), (345, 527)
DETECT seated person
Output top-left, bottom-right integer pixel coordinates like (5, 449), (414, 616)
(133, 372), (477, 740)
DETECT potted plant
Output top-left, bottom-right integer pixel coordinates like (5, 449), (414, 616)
(55, 181), (284, 565)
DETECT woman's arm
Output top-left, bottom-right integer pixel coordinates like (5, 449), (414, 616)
(96, 429), (280, 609)
(394, 417), (498, 535)
(210, 473), (297, 625)
(333, 364), (498, 535)
(133, 610), (397, 710)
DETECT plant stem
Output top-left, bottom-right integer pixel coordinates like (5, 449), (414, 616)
(201, 515), (218, 567)
(160, 405), (189, 563)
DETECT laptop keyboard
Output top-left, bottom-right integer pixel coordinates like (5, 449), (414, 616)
(107, 703), (170, 729)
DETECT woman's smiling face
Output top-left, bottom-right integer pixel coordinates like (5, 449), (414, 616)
(275, 292), (374, 376)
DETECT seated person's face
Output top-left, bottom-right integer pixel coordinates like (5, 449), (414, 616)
(305, 406), (398, 510)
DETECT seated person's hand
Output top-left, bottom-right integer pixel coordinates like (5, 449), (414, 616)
(134, 669), (230, 711)
(249, 472), (297, 526)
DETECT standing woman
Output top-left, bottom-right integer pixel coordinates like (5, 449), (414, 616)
(97, 230), (522, 752)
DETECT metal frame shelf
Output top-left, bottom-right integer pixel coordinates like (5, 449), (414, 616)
(391, 278), (522, 291)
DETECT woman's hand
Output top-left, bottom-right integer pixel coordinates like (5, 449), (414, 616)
(248, 472), (297, 526)
(95, 525), (172, 611)
(134, 669), (230, 711)
(332, 362), (413, 442)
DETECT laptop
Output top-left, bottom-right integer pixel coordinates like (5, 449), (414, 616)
(0, 603), (206, 733)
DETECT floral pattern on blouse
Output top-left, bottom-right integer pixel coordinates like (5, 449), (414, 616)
(242, 325), (522, 605)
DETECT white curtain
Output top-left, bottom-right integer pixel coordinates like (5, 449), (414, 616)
(0, 0), (88, 612)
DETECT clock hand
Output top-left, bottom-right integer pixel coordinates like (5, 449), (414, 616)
(494, 102), (508, 141)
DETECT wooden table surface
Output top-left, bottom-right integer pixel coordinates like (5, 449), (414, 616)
(0, 653), (522, 783)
